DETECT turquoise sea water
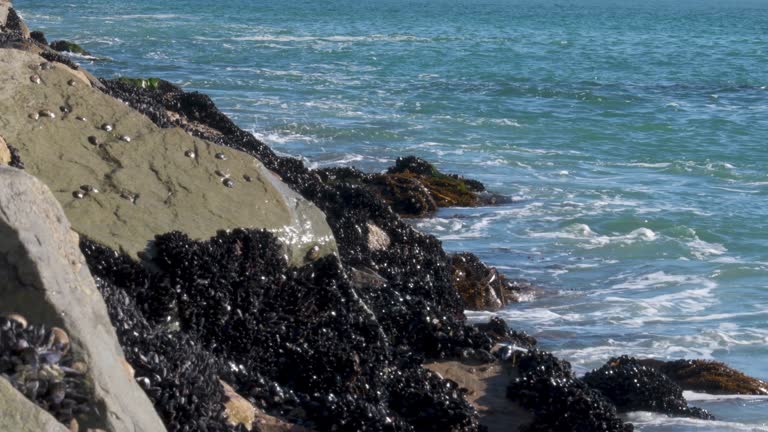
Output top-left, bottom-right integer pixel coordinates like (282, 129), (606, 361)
(18, 0), (768, 429)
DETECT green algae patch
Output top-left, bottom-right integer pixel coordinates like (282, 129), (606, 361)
(116, 77), (163, 90)
(49, 40), (89, 55)
(0, 49), (336, 266)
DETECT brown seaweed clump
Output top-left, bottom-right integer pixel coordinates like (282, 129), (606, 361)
(639, 358), (768, 395)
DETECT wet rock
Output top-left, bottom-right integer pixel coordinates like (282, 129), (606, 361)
(221, 381), (256, 430)
(507, 350), (633, 432)
(49, 40), (90, 56)
(639, 359), (768, 395)
(0, 48), (336, 266)
(475, 317), (537, 349)
(0, 377), (70, 432)
(425, 359), (534, 432)
(30, 30), (48, 45)
(584, 356), (714, 419)
(451, 253), (531, 311)
(0, 166), (166, 431)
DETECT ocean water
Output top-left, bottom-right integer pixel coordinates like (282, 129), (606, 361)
(17, 0), (768, 430)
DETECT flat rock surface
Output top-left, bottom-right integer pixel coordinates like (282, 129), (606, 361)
(0, 378), (70, 432)
(0, 166), (166, 431)
(425, 360), (533, 432)
(0, 48), (336, 265)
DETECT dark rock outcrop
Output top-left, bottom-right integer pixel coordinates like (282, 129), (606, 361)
(639, 359), (768, 395)
(476, 317), (537, 349)
(507, 350), (633, 432)
(451, 253), (533, 311)
(316, 157), (509, 218)
(82, 230), (484, 431)
(29, 29), (46, 45)
(49, 39), (90, 55)
(584, 356), (713, 419)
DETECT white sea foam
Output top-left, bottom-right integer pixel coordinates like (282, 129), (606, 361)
(232, 34), (429, 43)
(624, 162), (673, 168)
(608, 271), (713, 291)
(684, 391), (768, 400)
(251, 131), (318, 145)
(687, 238), (727, 259)
(625, 411), (768, 431)
(526, 224), (657, 249)
(103, 14), (182, 20)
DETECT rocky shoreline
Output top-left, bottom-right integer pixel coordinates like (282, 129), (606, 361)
(1, 3), (766, 431)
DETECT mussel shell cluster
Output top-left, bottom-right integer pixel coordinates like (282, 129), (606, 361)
(583, 355), (714, 420)
(80, 229), (484, 432)
(506, 350), (633, 432)
(0, 317), (89, 425)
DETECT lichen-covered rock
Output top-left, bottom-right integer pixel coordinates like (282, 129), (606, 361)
(49, 40), (89, 55)
(451, 252), (532, 311)
(0, 48), (336, 266)
(639, 359), (768, 395)
(0, 377), (70, 432)
(584, 356), (713, 419)
(507, 350), (633, 432)
(0, 166), (166, 431)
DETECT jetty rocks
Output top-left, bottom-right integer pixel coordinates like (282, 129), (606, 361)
(2, 3), (767, 432)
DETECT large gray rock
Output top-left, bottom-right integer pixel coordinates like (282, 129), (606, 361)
(0, 166), (167, 432)
(0, 48), (336, 266)
(0, 1), (12, 28)
(0, 378), (70, 432)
